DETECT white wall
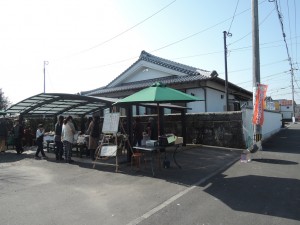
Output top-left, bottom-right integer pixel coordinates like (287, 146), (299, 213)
(242, 108), (282, 148)
(186, 88), (205, 113)
(132, 105), (171, 116)
(280, 105), (293, 120)
(125, 68), (171, 83)
(206, 88), (226, 112)
(186, 88), (237, 113)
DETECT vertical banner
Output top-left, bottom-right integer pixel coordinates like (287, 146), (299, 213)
(252, 84), (268, 125)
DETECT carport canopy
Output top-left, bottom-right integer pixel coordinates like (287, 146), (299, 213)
(5, 93), (190, 118)
(5, 93), (117, 118)
(5, 92), (190, 147)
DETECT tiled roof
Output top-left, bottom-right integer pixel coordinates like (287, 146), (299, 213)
(138, 51), (211, 76)
(81, 50), (213, 96)
(81, 74), (211, 96)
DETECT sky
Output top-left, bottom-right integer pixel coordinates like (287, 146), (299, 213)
(0, 0), (299, 105)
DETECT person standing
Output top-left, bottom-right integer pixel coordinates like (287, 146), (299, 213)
(35, 124), (47, 159)
(54, 115), (64, 161)
(133, 117), (144, 147)
(0, 118), (8, 153)
(146, 117), (158, 140)
(13, 118), (24, 154)
(61, 116), (76, 163)
(86, 115), (100, 161)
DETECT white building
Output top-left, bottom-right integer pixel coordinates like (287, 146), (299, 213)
(81, 51), (253, 114)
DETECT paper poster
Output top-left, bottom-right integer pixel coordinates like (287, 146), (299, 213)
(102, 112), (120, 134)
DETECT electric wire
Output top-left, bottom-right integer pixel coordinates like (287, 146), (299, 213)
(235, 71), (288, 85)
(228, 6), (276, 46)
(83, 1), (272, 71)
(69, 0), (177, 57)
(293, 0), (298, 69)
(274, 0), (294, 69)
(287, 0), (293, 58)
(227, 0), (240, 33)
(82, 5), (254, 70)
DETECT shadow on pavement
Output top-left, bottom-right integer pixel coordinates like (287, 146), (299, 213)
(70, 146), (241, 186)
(262, 126), (300, 154)
(252, 158), (298, 165)
(0, 150), (35, 164)
(1, 146), (241, 187)
(202, 174), (300, 221)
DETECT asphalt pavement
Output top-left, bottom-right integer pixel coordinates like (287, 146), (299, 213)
(137, 122), (300, 225)
(0, 122), (299, 225)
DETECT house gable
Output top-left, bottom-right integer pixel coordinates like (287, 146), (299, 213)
(80, 50), (252, 107)
(114, 61), (185, 85)
(106, 50), (211, 88)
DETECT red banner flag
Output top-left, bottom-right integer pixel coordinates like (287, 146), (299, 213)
(252, 84), (268, 125)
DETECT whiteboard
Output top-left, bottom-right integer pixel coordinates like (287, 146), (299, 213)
(102, 113), (120, 134)
(100, 145), (117, 156)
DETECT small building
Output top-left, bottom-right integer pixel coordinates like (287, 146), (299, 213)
(81, 50), (253, 115)
(276, 99), (296, 121)
(295, 104), (300, 121)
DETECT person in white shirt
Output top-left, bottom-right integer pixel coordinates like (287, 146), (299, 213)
(61, 116), (76, 163)
(35, 124), (47, 159)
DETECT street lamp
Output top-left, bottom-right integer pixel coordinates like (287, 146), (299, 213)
(43, 61), (49, 93)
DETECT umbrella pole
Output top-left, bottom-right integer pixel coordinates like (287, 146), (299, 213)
(157, 103), (160, 139)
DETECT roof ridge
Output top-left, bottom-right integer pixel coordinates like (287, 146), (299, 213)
(83, 74), (210, 96)
(106, 50), (212, 88)
(140, 50), (209, 75)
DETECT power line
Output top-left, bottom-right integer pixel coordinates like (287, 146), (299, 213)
(273, 0), (296, 118)
(228, 6), (275, 46)
(235, 70), (288, 85)
(83, 38), (298, 71)
(227, 0), (240, 33)
(73, 0), (275, 72)
(286, 0), (294, 60)
(294, 0), (298, 67)
(87, 2), (278, 71)
(142, 3), (256, 54)
(82, 4), (254, 71)
(218, 59), (288, 75)
(69, 0), (177, 57)
(268, 85), (291, 94)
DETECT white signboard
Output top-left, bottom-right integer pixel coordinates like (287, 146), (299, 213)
(102, 112), (120, 134)
(100, 145), (117, 156)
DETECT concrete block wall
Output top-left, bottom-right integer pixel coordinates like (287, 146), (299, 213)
(137, 111), (246, 149)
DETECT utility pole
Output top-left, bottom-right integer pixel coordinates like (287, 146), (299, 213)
(223, 31), (231, 111)
(291, 67), (296, 123)
(43, 61), (49, 93)
(252, 0), (262, 146)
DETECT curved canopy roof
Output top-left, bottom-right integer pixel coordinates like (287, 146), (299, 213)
(5, 93), (189, 118)
(5, 93), (116, 117)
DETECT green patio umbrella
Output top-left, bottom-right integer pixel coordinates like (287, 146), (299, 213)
(115, 82), (201, 104)
(114, 82), (202, 138)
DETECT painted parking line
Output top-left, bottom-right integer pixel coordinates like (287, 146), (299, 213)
(126, 156), (240, 225)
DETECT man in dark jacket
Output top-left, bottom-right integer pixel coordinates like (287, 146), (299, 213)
(0, 118), (8, 153)
(54, 115), (64, 160)
(13, 118), (24, 154)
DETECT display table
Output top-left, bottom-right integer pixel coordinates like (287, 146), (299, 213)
(43, 135), (55, 152)
(133, 144), (182, 176)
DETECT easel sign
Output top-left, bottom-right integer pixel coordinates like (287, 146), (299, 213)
(102, 112), (120, 134)
(93, 112), (120, 172)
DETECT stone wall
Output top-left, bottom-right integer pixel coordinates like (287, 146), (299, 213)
(137, 111), (245, 149)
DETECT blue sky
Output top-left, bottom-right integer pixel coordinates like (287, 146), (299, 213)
(0, 0), (299, 105)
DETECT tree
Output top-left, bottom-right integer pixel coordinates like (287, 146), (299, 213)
(0, 89), (11, 110)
